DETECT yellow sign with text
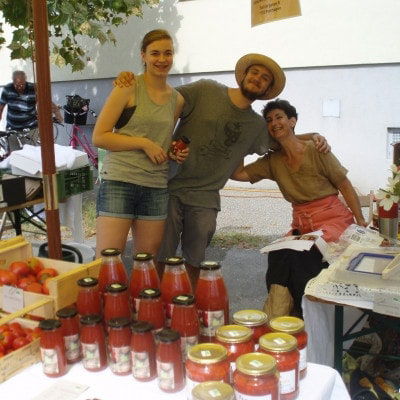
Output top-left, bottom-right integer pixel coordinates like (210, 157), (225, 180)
(251, 0), (301, 27)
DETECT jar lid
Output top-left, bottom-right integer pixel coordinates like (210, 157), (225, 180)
(172, 294), (195, 306)
(39, 319), (61, 331)
(131, 321), (154, 333)
(101, 248), (121, 256)
(236, 352), (277, 376)
(155, 328), (180, 343)
(180, 135), (191, 144)
(134, 252), (153, 261)
(77, 276), (98, 287)
(269, 316), (305, 334)
(108, 317), (131, 329)
(165, 256), (185, 265)
(192, 381), (234, 400)
(188, 343), (227, 364)
(259, 332), (297, 352)
(232, 309), (268, 327)
(56, 306), (78, 319)
(80, 314), (102, 325)
(139, 287), (161, 299)
(216, 324), (253, 344)
(199, 261), (221, 271)
(105, 282), (128, 293)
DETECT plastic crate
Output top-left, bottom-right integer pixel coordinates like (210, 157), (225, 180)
(56, 165), (93, 201)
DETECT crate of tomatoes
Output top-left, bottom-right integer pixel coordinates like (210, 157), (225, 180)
(0, 236), (101, 319)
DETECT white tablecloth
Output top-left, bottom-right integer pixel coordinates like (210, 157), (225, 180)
(0, 361), (350, 400)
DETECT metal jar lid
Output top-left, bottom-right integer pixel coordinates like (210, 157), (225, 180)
(131, 321), (154, 334)
(101, 248), (121, 257)
(134, 252), (153, 261)
(172, 294), (195, 306)
(56, 306), (78, 319)
(187, 343), (227, 364)
(232, 309), (268, 327)
(105, 282), (128, 293)
(139, 287), (161, 299)
(39, 319), (62, 331)
(155, 328), (180, 343)
(80, 314), (102, 326)
(77, 276), (98, 287)
(199, 261), (221, 271)
(216, 324), (253, 344)
(269, 316), (305, 334)
(108, 317), (131, 329)
(192, 381), (234, 400)
(165, 256), (185, 265)
(236, 352), (277, 376)
(259, 332), (297, 353)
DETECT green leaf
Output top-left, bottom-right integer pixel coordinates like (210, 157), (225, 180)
(71, 58), (86, 72)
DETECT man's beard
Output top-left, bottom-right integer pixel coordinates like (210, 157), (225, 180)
(239, 80), (268, 101)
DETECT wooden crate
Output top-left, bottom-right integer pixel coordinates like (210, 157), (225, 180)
(0, 236), (101, 317)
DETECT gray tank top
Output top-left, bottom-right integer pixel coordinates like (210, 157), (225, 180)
(100, 74), (178, 188)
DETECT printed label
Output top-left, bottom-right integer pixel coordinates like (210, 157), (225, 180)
(279, 369), (296, 394)
(234, 391), (272, 399)
(230, 361), (236, 383)
(110, 345), (131, 373)
(299, 346), (307, 371)
(132, 351), (150, 379)
(157, 361), (175, 391)
(198, 309), (225, 337)
(181, 335), (198, 359)
(64, 333), (80, 361)
(40, 348), (59, 375)
(82, 342), (100, 369)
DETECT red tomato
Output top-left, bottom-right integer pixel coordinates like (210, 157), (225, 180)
(17, 276), (37, 290)
(0, 330), (16, 349)
(9, 261), (31, 279)
(26, 257), (44, 275)
(8, 322), (25, 337)
(0, 342), (5, 353)
(42, 277), (54, 295)
(26, 282), (43, 294)
(0, 324), (10, 334)
(0, 270), (17, 286)
(12, 336), (30, 350)
(37, 268), (58, 284)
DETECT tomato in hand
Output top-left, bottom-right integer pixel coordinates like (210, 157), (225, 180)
(0, 270), (17, 286)
(9, 261), (31, 279)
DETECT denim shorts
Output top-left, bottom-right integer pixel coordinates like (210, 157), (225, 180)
(97, 179), (168, 220)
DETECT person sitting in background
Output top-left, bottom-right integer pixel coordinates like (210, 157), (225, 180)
(231, 98), (367, 318)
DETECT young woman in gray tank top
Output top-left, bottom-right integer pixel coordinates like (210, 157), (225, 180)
(93, 30), (187, 260)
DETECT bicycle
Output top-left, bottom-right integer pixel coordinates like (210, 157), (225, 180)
(63, 95), (98, 169)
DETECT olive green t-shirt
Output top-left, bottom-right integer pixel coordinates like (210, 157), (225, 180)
(245, 141), (348, 204)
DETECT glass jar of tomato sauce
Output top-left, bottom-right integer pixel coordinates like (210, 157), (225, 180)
(98, 248), (128, 294)
(104, 282), (131, 327)
(129, 252), (160, 319)
(269, 316), (308, 379)
(186, 343), (230, 399)
(192, 381), (235, 400)
(108, 317), (132, 375)
(195, 261), (229, 343)
(233, 353), (279, 400)
(137, 288), (165, 332)
(80, 314), (107, 372)
(76, 277), (102, 316)
(216, 324), (254, 382)
(259, 332), (300, 400)
(38, 319), (67, 377)
(161, 256), (192, 326)
(155, 329), (185, 393)
(232, 309), (270, 345)
(131, 321), (157, 381)
(56, 306), (81, 363)
(171, 294), (199, 359)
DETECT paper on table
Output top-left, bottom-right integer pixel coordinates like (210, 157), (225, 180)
(2, 285), (24, 313)
(31, 380), (89, 400)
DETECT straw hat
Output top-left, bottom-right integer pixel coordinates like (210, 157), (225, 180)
(235, 53), (286, 100)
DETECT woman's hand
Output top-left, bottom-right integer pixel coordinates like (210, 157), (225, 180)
(312, 133), (331, 153)
(356, 217), (368, 227)
(113, 71), (135, 88)
(168, 141), (190, 164)
(143, 139), (168, 164)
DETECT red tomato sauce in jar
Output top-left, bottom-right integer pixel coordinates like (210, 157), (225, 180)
(161, 257), (192, 326)
(76, 277), (102, 316)
(39, 319), (67, 377)
(129, 253), (160, 317)
(233, 352), (279, 399)
(216, 324), (254, 382)
(195, 261), (229, 343)
(137, 288), (165, 331)
(80, 314), (107, 372)
(131, 321), (157, 381)
(171, 294), (199, 359)
(232, 309), (270, 344)
(155, 329), (185, 393)
(259, 332), (300, 400)
(98, 248), (128, 294)
(103, 282), (131, 327)
(56, 307), (81, 363)
(269, 316), (308, 379)
(108, 317), (132, 375)
(186, 343), (230, 398)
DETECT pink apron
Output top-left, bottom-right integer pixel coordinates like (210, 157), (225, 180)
(290, 194), (354, 242)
